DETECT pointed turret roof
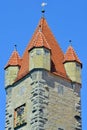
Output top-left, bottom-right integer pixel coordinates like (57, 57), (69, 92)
(28, 28), (51, 51)
(5, 50), (21, 69)
(63, 45), (82, 65)
(17, 17), (69, 80)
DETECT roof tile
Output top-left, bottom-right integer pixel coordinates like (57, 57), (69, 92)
(64, 45), (82, 65)
(17, 17), (68, 80)
(5, 50), (21, 69)
(28, 29), (51, 50)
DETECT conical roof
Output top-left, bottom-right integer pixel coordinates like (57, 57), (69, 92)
(17, 17), (69, 80)
(28, 29), (51, 51)
(64, 45), (82, 65)
(5, 50), (21, 69)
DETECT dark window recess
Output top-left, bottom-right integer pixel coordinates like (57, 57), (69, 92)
(39, 109), (43, 113)
(35, 120), (38, 122)
(6, 113), (9, 115)
(39, 120), (45, 124)
(8, 128), (11, 130)
(75, 128), (81, 130)
(45, 87), (49, 91)
(33, 93), (38, 97)
(58, 128), (64, 130)
(32, 109), (37, 113)
(9, 114), (12, 118)
(6, 120), (9, 123)
(44, 49), (49, 55)
(39, 129), (45, 130)
(74, 115), (81, 122)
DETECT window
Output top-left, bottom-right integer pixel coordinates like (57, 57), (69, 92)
(74, 115), (81, 122)
(36, 50), (41, 55)
(76, 63), (81, 71)
(44, 49), (49, 55)
(14, 104), (26, 129)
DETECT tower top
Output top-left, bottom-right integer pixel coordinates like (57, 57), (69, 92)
(16, 17), (69, 81)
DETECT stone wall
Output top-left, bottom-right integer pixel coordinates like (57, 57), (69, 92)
(5, 70), (82, 130)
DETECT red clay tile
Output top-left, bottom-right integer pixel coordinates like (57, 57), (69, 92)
(64, 45), (82, 66)
(17, 17), (68, 80)
(28, 29), (51, 51)
(5, 50), (21, 69)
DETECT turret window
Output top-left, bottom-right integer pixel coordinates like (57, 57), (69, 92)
(76, 63), (81, 71)
(14, 104), (26, 129)
(44, 49), (49, 55)
(36, 50), (41, 55)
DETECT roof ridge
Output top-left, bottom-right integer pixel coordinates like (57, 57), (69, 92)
(41, 31), (51, 49)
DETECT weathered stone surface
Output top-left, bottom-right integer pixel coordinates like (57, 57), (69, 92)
(5, 70), (82, 130)
(64, 62), (81, 84)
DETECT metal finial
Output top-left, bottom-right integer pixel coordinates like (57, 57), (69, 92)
(69, 40), (72, 46)
(14, 44), (17, 51)
(41, 2), (47, 17)
(41, 9), (45, 14)
(41, 9), (45, 17)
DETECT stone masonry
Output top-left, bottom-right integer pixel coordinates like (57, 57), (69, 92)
(5, 70), (82, 130)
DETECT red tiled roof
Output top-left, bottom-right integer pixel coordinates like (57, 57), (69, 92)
(63, 46), (82, 65)
(17, 17), (68, 80)
(5, 50), (21, 69)
(28, 29), (51, 51)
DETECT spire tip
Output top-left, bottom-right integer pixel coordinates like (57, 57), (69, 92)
(14, 44), (17, 51)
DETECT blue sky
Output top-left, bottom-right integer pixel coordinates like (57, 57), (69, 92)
(0, 0), (87, 129)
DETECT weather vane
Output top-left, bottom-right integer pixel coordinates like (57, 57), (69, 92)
(41, 2), (47, 17)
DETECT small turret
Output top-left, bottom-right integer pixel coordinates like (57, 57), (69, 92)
(28, 28), (51, 72)
(4, 50), (21, 88)
(63, 45), (82, 84)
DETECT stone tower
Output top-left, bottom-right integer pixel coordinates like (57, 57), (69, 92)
(4, 17), (82, 130)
